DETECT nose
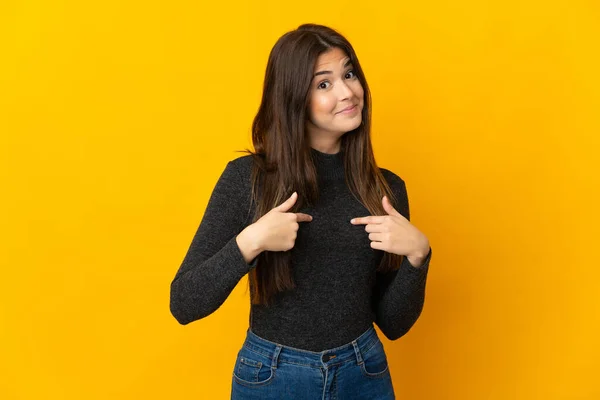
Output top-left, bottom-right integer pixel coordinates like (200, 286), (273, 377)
(337, 80), (353, 100)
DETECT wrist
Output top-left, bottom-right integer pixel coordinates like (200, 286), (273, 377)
(407, 237), (430, 267)
(245, 224), (263, 253)
(236, 224), (263, 263)
(406, 254), (425, 268)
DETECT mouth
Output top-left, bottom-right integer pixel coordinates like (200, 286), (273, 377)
(337, 104), (358, 114)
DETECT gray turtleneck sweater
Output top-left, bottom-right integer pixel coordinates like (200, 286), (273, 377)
(170, 148), (432, 351)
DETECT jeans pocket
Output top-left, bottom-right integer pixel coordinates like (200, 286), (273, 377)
(233, 347), (275, 387)
(360, 340), (390, 378)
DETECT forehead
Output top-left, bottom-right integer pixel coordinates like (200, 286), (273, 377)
(314, 47), (351, 70)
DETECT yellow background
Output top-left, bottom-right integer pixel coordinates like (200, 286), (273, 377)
(2, 0), (599, 399)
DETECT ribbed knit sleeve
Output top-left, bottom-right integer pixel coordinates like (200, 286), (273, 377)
(373, 173), (432, 340)
(170, 159), (258, 325)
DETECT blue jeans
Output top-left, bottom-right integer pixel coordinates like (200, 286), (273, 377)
(230, 325), (395, 399)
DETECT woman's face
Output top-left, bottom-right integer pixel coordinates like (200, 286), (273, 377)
(306, 47), (364, 148)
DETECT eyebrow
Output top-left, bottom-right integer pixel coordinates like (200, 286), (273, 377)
(314, 59), (353, 77)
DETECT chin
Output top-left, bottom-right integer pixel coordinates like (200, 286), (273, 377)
(337, 119), (362, 132)
(313, 117), (362, 135)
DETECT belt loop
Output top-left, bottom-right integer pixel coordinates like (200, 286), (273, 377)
(352, 340), (363, 365)
(271, 345), (282, 369)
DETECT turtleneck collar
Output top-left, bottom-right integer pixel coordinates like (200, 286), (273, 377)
(310, 147), (345, 180)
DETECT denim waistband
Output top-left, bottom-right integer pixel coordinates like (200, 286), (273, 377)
(242, 325), (381, 369)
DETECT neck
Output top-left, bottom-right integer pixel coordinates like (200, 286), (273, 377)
(307, 131), (342, 154)
(310, 144), (341, 154)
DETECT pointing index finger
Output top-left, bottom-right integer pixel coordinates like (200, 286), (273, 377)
(351, 216), (384, 225)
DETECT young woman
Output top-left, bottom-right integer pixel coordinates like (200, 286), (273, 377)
(170, 23), (432, 399)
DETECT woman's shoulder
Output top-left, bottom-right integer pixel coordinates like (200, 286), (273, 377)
(227, 153), (256, 178)
(378, 166), (407, 187)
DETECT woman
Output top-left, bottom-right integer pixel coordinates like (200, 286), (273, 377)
(170, 23), (432, 399)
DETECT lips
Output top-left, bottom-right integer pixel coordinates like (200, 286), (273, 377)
(337, 104), (357, 114)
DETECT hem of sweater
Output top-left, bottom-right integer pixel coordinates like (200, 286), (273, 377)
(247, 321), (376, 352)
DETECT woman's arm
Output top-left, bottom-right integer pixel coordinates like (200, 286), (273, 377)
(170, 159), (258, 325)
(373, 248), (431, 340)
(372, 174), (432, 340)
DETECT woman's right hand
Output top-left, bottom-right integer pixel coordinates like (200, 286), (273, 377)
(253, 192), (313, 252)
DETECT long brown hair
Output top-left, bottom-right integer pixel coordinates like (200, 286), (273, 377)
(237, 23), (406, 305)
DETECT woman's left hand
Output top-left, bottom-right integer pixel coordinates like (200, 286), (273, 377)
(350, 196), (430, 267)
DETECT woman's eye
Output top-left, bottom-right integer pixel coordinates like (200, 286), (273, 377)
(317, 71), (355, 89)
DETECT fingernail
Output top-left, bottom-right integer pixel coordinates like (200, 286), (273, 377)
(350, 219), (355, 224)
